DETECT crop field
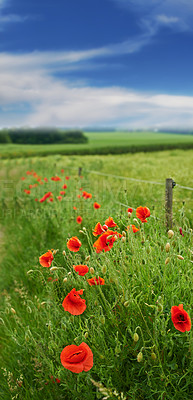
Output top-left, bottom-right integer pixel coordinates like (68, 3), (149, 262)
(0, 149), (193, 400)
(1, 131), (193, 158)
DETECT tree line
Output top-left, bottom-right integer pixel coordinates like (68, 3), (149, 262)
(0, 128), (88, 144)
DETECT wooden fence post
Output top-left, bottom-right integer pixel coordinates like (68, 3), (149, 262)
(78, 167), (82, 177)
(165, 178), (174, 230)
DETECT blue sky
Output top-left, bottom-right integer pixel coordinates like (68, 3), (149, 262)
(1, 0), (193, 129)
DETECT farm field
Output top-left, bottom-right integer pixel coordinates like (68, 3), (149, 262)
(0, 149), (193, 400)
(1, 131), (193, 158)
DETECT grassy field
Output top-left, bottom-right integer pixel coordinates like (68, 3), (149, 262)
(1, 131), (193, 158)
(0, 150), (193, 400)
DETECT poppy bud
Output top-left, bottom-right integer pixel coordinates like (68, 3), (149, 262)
(68, 271), (72, 275)
(177, 255), (184, 260)
(102, 224), (108, 230)
(157, 303), (163, 312)
(100, 316), (105, 325)
(27, 270), (34, 274)
(85, 255), (90, 262)
(41, 301), (46, 306)
(90, 267), (94, 274)
(50, 266), (58, 272)
(151, 352), (157, 360)
(128, 212), (132, 217)
(25, 334), (29, 342)
(122, 231), (126, 237)
(165, 257), (170, 265)
(63, 277), (68, 283)
(79, 230), (84, 234)
(133, 218), (138, 224)
(11, 307), (16, 314)
(83, 227), (87, 232)
(124, 300), (129, 307)
(168, 230), (174, 239)
(62, 250), (66, 256)
(137, 352), (143, 362)
(52, 249), (59, 255)
(133, 333), (139, 342)
(107, 234), (114, 240)
(165, 243), (170, 252)
(102, 266), (107, 274)
(121, 237), (126, 243)
(84, 331), (89, 339)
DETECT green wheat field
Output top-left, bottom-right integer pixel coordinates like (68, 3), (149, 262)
(0, 146), (193, 400)
(1, 131), (193, 158)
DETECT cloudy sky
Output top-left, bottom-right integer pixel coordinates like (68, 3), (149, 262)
(0, 0), (193, 129)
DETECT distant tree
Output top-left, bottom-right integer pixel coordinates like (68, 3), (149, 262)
(0, 129), (11, 143)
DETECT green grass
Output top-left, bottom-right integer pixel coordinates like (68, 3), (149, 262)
(0, 150), (193, 400)
(1, 131), (193, 158)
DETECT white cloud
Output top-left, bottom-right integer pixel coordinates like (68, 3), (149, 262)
(0, 51), (193, 129)
(0, 14), (28, 25)
(155, 15), (180, 25)
(111, 0), (193, 32)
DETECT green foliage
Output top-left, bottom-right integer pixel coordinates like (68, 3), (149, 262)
(0, 151), (193, 400)
(0, 128), (88, 145)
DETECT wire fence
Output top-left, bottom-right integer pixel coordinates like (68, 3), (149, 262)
(72, 166), (193, 230)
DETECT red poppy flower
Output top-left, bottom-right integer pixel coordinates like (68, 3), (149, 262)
(94, 202), (101, 209)
(93, 230), (121, 253)
(44, 177), (48, 182)
(26, 171), (32, 175)
(127, 208), (133, 213)
(51, 176), (61, 181)
(87, 276), (105, 286)
(60, 342), (93, 373)
(82, 191), (92, 199)
(35, 198), (38, 201)
(105, 217), (117, 228)
(47, 277), (58, 282)
(73, 265), (89, 276)
(29, 184), (33, 189)
(67, 236), (82, 252)
(73, 206), (77, 210)
(127, 224), (140, 233)
(50, 376), (61, 384)
(62, 184), (67, 189)
(93, 222), (104, 237)
(60, 191), (66, 195)
(136, 206), (150, 223)
(62, 288), (86, 315)
(57, 196), (62, 201)
(77, 194), (81, 198)
(79, 188), (82, 191)
(39, 191), (53, 203)
(171, 304), (191, 332)
(39, 250), (53, 267)
(48, 197), (54, 202)
(24, 189), (31, 194)
(61, 169), (64, 173)
(179, 227), (184, 237)
(21, 177), (26, 180)
(76, 216), (83, 224)
(65, 176), (70, 180)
